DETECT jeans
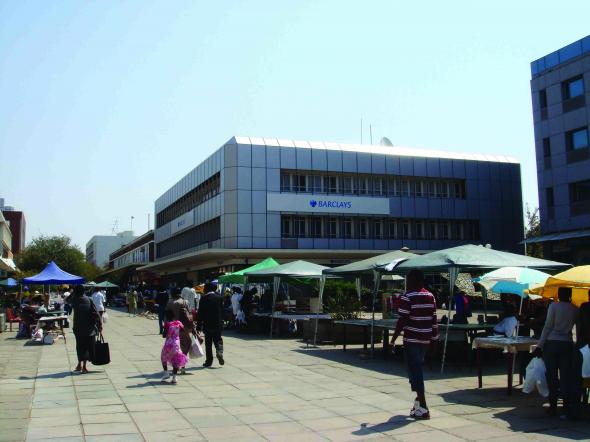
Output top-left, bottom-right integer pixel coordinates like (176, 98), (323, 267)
(405, 343), (428, 395)
(544, 340), (574, 412)
(158, 309), (166, 334)
(204, 331), (223, 363)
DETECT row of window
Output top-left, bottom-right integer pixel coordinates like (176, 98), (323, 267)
(280, 215), (480, 241)
(113, 243), (154, 269)
(280, 170), (466, 199)
(156, 173), (220, 228)
(543, 127), (589, 158)
(156, 217), (221, 258)
(539, 75), (585, 110)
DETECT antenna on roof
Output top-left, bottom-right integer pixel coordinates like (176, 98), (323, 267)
(369, 124), (373, 145)
(111, 218), (119, 235)
(360, 118), (363, 144)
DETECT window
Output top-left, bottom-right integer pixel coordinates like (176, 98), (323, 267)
(327, 218), (338, 238)
(567, 128), (589, 150)
(281, 173), (292, 192)
(358, 177), (369, 195)
(427, 222), (437, 240)
(343, 218), (353, 238)
(415, 221), (425, 239)
(563, 76), (584, 99)
(342, 176), (354, 194)
(427, 181), (437, 198)
(570, 180), (590, 203)
(310, 217), (323, 237)
(453, 182), (465, 199)
(388, 220), (397, 239)
(281, 217), (292, 238)
(373, 178), (384, 196)
(539, 89), (547, 108)
(374, 219), (384, 239)
(400, 180), (410, 197)
(437, 182), (449, 198)
(543, 138), (551, 156)
(311, 175), (323, 193)
(324, 176), (338, 193)
(401, 221), (411, 239)
(294, 216), (306, 237)
(441, 222), (451, 240)
(295, 175), (308, 192)
(546, 187), (554, 207)
(414, 181), (425, 198)
(358, 219), (369, 239)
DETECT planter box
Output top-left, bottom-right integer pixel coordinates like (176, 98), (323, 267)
(302, 319), (383, 345)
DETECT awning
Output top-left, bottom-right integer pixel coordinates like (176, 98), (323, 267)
(0, 257), (17, 272)
(521, 229), (590, 244)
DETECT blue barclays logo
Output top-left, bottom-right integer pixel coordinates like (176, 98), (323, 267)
(309, 199), (352, 209)
(177, 219), (186, 228)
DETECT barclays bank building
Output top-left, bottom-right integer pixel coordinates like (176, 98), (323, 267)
(142, 136), (524, 283)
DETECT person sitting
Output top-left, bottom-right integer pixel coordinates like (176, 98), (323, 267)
(493, 303), (518, 337)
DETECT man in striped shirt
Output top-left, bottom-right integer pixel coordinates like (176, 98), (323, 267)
(391, 269), (438, 420)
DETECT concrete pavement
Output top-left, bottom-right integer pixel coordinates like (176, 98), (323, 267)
(0, 308), (588, 441)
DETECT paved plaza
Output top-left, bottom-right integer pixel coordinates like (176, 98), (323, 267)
(1, 310), (589, 442)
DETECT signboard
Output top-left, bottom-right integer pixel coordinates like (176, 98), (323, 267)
(267, 193), (390, 215)
(170, 210), (195, 235)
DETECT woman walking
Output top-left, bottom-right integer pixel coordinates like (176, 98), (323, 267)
(166, 288), (194, 374)
(128, 290), (138, 316)
(70, 285), (102, 374)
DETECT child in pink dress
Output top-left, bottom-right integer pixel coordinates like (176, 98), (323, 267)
(161, 310), (189, 384)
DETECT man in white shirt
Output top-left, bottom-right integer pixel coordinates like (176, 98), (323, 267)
(493, 303), (518, 337)
(91, 288), (106, 317)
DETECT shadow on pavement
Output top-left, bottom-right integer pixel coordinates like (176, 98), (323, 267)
(352, 414), (413, 436)
(19, 371), (73, 380)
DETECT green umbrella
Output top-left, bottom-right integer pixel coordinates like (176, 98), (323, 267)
(217, 257), (279, 284)
(95, 281), (119, 288)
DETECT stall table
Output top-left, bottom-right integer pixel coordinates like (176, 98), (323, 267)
(34, 315), (68, 343)
(334, 319), (397, 358)
(473, 336), (538, 395)
(253, 312), (331, 336)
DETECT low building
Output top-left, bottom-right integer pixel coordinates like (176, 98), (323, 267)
(86, 231), (136, 269)
(101, 230), (156, 286)
(141, 136), (524, 285)
(528, 35), (590, 264)
(0, 210), (16, 276)
(0, 198), (26, 256)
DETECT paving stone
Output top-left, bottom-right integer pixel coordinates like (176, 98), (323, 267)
(83, 422), (139, 436)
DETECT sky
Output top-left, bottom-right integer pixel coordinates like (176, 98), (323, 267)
(1, 1), (589, 251)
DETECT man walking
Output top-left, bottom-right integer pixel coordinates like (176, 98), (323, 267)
(91, 288), (106, 319)
(156, 288), (169, 335)
(197, 282), (224, 367)
(390, 269), (438, 420)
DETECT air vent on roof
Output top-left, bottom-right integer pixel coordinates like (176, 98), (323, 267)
(380, 137), (394, 146)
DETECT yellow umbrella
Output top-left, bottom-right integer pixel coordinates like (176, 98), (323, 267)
(530, 265), (590, 307)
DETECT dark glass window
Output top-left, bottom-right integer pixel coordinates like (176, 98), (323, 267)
(563, 77), (584, 99)
(570, 180), (590, 203)
(294, 216), (306, 237)
(343, 218), (353, 239)
(546, 187), (554, 207)
(539, 89), (547, 108)
(543, 138), (551, 157)
(310, 217), (323, 238)
(567, 128), (589, 150)
(327, 218), (338, 238)
(281, 217), (292, 237)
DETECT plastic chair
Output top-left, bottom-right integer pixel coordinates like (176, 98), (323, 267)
(5, 308), (22, 332)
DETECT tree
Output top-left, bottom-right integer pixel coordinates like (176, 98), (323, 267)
(524, 205), (543, 258)
(16, 235), (101, 281)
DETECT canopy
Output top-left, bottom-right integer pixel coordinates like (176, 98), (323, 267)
(245, 260), (328, 279)
(217, 257), (279, 284)
(22, 261), (85, 285)
(392, 245), (570, 273)
(95, 281), (119, 288)
(474, 267), (551, 297)
(323, 250), (417, 276)
(530, 265), (590, 307)
(0, 277), (17, 287)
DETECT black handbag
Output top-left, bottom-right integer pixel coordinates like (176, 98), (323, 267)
(91, 333), (111, 365)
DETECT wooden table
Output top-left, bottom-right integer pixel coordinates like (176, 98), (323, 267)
(472, 336), (538, 395)
(333, 319), (398, 358)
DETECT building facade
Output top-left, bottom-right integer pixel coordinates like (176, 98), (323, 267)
(101, 230), (155, 286)
(86, 231), (136, 269)
(0, 210), (16, 276)
(529, 35), (590, 264)
(143, 136), (524, 283)
(0, 198), (26, 256)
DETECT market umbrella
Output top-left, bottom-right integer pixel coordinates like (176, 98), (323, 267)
(22, 261), (85, 285)
(388, 244), (570, 371)
(529, 265), (590, 307)
(0, 277), (17, 287)
(321, 250), (417, 351)
(95, 281), (119, 288)
(246, 260), (330, 337)
(217, 257), (280, 284)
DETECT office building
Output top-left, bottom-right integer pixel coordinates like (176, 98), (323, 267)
(101, 230), (156, 286)
(86, 231), (136, 269)
(0, 210), (16, 275)
(0, 198), (26, 256)
(141, 136), (524, 284)
(528, 35), (590, 264)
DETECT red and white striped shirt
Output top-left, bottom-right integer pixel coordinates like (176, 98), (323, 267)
(395, 288), (438, 345)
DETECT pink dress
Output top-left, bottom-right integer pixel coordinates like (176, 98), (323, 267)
(161, 320), (190, 368)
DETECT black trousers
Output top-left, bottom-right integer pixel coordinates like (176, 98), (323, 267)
(544, 340), (574, 411)
(204, 331), (223, 363)
(75, 335), (95, 362)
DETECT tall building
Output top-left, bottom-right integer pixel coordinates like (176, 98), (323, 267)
(86, 231), (137, 269)
(528, 36), (590, 264)
(0, 210), (16, 275)
(0, 198), (26, 255)
(141, 136), (524, 285)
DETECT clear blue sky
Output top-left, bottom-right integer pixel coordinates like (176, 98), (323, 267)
(1, 1), (589, 250)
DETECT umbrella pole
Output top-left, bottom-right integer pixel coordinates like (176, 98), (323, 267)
(313, 275), (326, 347)
(511, 294), (525, 378)
(370, 270), (381, 358)
(441, 267), (458, 373)
(355, 277), (361, 301)
(270, 276), (280, 338)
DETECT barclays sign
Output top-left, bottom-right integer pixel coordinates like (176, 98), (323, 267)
(170, 210), (195, 235)
(267, 193), (390, 215)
